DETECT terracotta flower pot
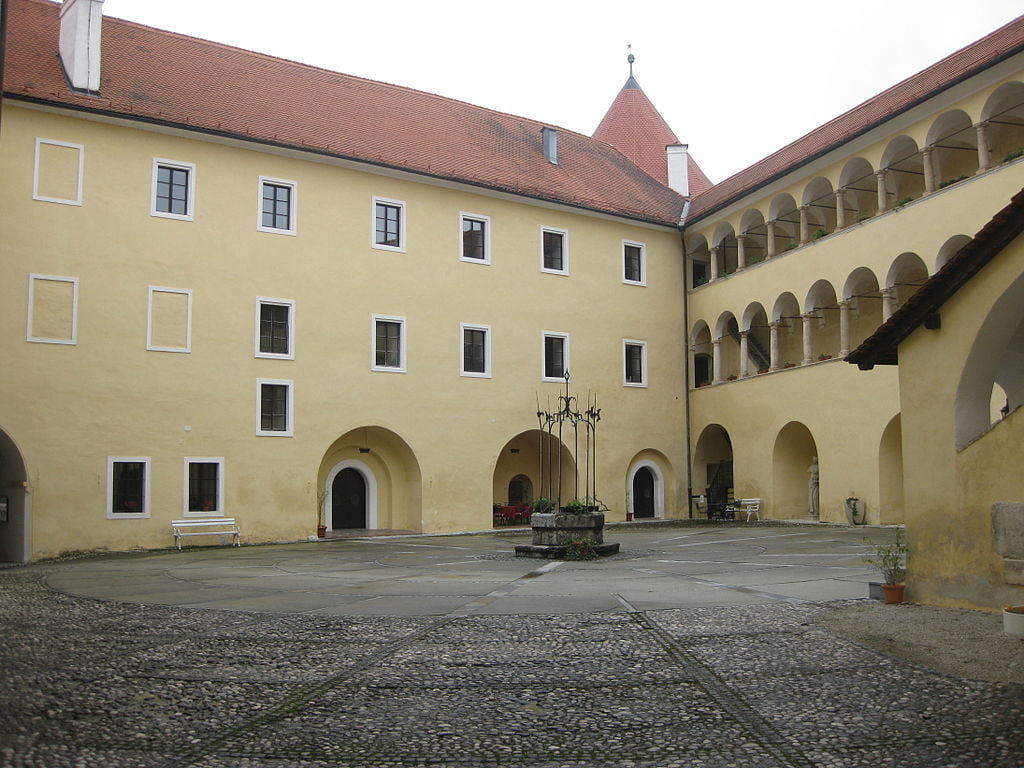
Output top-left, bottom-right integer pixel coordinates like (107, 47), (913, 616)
(881, 583), (905, 604)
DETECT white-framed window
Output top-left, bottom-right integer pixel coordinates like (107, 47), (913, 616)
(27, 273), (78, 345)
(460, 213), (491, 264)
(255, 298), (295, 359)
(183, 457), (225, 516)
(542, 331), (570, 381)
(373, 197), (406, 252)
(541, 227), (569, 275)
(624, 339), (648, 387)
(257, 379), (294, 436)
(460, 323), (491, 378)
(106, 456), (150, 519)
(623, 240), (646, 285)
(257, 176), (297, 235)
(147, 286), (192, 353)
(151, 158), (196, 220)
(33, 138), (84, 206)
(372, 314), (407, 372)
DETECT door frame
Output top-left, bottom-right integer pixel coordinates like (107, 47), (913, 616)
(627, 461), (664, 519)
(324, 460), (378, 530)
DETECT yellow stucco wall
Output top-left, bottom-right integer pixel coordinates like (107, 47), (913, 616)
(0, 105), (688, 558)
(898, 234), (1024, 610)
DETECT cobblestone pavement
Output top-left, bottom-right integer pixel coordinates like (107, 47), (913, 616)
(2, 561), (1023, 767)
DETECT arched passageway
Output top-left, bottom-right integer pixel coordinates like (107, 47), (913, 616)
(319, 426), (422, 533)
(878, 414), (905, 525)
(955, 270), (1024, 448)
(493, 430), (577, 525)
(626, 451), (671, 520)
(693, 424), (733, 518)
(772, 422), (819, 520)
(0, 429), (29, 563)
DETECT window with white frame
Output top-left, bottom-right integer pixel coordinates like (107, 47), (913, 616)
(255, 298), (294, 359)
(542, 332), (569, 381)
(151, 159), (195, 220)
(147, 286), (192, 353)
(461, 323), (491, 377)
(373, 197), (406, 251)
(27, 273), (78, 345)
(258, 176), (296, 234)
(623, 240), (646, 285)
(624, 339), (648, 387)
(541, 227), (568, 274)
(257, 379), (294, 436)
(460, 213), (490, 263)
(184, 457), (224, 516)
(372, 315), (407, 372)
(107, 456), (150, 518)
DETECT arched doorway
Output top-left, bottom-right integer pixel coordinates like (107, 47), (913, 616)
(772, 422), (819, 520)
(319, 427), (420, 533)
(0, 429), (29, 563)
(693, 424), (733, 518)
(632, 467), (655, 518)
(332, 467), (368, 529)
(508, 474), (532, 505)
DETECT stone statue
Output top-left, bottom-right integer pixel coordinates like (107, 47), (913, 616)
(807, 456), (819, 519)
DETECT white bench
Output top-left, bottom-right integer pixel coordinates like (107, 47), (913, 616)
(735, 498), (762, 522)
(171, 518), (240, 550)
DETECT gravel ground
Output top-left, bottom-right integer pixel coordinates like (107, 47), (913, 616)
(818, 601), (1024, 684)
(2, 567), (1022, 767)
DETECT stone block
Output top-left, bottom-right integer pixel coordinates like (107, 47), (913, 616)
(992, 502), (1024, 559)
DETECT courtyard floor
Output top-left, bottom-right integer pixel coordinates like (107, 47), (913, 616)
(2, 522), (1022, 767)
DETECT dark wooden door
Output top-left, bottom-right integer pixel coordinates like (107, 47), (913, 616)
(332, 468), (367, 529)
(633, 467), (655, 518)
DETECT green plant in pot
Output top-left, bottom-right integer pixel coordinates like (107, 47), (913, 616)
(562, 499), (589, 514)
(531, 497), (553, 515)
(865, 529), (908, 604)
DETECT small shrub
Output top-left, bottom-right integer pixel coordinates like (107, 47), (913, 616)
(563, 539), (598, 561)
(864, 529), (908, 584)
(757, 367), (769, 374)
(855, 211), (870, 223)
(784, 242), (798, 251)
(813, 228), (829, 239)
(531, 497), (554, 514)
(562, 499), (587, 514)
(895, 196), (914, 208)
(938, 174), (968, 189)
(782, 362), (796, 369)
(817, 353), (833, 361)
(726, 374), (738, 381)
(1003, 147), (1024, 163)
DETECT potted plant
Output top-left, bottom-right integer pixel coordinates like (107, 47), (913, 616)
(817, 353), (833, 361)
(865, 529), (908, 604)
(531, 497), (553, 515)
(1002, 605), (1024, 638)
(562, 499), (588, 514)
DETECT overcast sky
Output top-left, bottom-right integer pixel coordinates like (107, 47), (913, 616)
(101, 1), (1022, 183)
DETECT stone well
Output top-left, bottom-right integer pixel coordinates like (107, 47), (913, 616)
(514, 512), (620, 559)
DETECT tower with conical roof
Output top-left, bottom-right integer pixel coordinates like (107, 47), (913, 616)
(593, 53), (712, 197)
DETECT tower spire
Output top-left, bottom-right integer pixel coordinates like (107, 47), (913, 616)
(627, 45), (634, 78)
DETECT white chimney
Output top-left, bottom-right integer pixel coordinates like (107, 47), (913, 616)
(666, 144), (690, 196)
(59, 0), (104, 93)
(542, 127), (558, 165)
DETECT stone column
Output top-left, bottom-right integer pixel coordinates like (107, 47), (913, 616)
(712, 339), (723, 384)
(766, 220), (777, 258)
(736, 235), (747, 270)
(876, 169), (888, 214)
(801, 314), (814, 365)
(798, 206), (810, 245)
(921, 146), (936, 194)
(881, 288), (895, 321)
(835, 188), (847, 230)
(709, 246), (720, 281)
(839, 300), (851, 358)
(739, 331), (750, 378)
(976, 122), (991, 174)
(769, 322), (780, 371)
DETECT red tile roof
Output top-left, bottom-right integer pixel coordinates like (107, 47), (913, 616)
(687, 15), (1024, 224)
(593, 77), (713, 196)
(847, 187), (1024, 369)
(2, 0), (686, 226)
